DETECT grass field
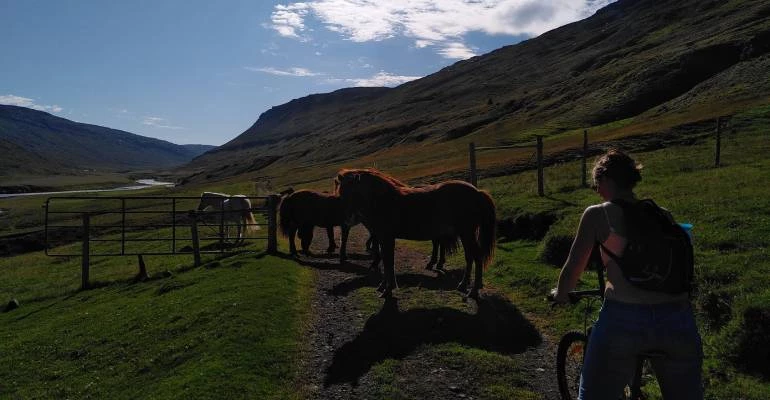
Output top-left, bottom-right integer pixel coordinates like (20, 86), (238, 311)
(0, 249), (313, 399)
(1, 105), (769, 399)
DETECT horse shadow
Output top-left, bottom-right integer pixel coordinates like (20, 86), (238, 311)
(323, 293), (542, 386)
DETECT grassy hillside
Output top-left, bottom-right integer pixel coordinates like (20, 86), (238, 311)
(1, 104), (768, 398)
(179, 0), (770, 188)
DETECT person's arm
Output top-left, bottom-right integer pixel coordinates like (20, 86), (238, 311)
(553, 207), (598, 304)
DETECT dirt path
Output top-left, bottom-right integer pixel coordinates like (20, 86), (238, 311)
(295, 225), (562, 400)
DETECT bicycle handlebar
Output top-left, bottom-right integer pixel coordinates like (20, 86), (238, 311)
(548, 288), (603, 304)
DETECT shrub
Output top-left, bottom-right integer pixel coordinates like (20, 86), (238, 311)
(718, 291), (770, 379)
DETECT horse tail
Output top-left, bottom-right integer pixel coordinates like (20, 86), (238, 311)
(240, 198), (259, 232)
(279, 194), (292, 238)
(478, 190), (497, 270)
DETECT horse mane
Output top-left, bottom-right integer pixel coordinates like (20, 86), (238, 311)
(336, 168), (411, 194)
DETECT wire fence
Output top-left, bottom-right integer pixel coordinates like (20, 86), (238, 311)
(469, 117), (739, 193)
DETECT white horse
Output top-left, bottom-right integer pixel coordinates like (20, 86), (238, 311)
(197, 192), (260, 244)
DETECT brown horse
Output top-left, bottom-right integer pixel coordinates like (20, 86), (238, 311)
(333, 173), (455, 272)
(335, 168), (496, 298)
(279, 189), (354, 261)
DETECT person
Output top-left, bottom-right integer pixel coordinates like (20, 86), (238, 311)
(552, 149), (703, 399)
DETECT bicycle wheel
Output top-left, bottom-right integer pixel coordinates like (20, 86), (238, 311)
(556, 331), (587, 400)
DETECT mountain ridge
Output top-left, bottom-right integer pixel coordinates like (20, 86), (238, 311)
(0, 105), (215, 177)
(182, 0), (770, 185)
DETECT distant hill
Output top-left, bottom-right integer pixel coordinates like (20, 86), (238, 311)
(0, 105), (215, 176)
(182, 0), (770, 184)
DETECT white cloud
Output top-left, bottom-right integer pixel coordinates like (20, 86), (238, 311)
(244, 66), (323, 77)
(269, 1), (615, 59)
(437, 42), (477, 59)
(270, 3), (311, 40)
(0, 94), (63, 113)
(142, 116), (184, 130)
(341, 71), (422, 87)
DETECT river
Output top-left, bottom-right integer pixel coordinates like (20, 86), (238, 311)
(0, 179), (175, 199)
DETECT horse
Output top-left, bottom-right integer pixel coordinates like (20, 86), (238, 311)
(279, 189), (354, 261)
(197, 192), (260, 244)
(335, 168), (496, 298)
(332, 174), (455, 272)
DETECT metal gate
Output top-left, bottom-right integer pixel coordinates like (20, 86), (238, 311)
(43, 195), (280, 289)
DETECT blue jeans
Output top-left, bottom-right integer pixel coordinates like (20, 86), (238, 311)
(579, 299), (703, 400)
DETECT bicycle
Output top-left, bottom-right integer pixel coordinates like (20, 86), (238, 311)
(550, 267), (663, 400)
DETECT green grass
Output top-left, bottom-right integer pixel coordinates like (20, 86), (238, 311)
(0, 251), (313, 399)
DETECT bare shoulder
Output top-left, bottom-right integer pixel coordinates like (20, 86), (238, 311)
(581, 203), (606, 222)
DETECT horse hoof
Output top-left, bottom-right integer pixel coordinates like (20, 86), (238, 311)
(425, 263), (435, 270)
(467, 289), (480, 300)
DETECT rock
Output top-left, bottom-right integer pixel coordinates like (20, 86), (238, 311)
(4, 298), (20, 312)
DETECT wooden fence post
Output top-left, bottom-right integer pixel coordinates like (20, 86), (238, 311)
(582, 130), (588, 187)
(267, 195), (279, 254)
(536, 136), (544, 197)
(468, 142), (477, 186)
(190, 212), (201, 267)
(715, 117), (722, 168)
(81, 213), (90, 290)
(136, 254), (149, 282)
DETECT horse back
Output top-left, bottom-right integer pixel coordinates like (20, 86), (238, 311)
(282, 189), (345, 226)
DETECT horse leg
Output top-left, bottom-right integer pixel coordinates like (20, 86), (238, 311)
(365, 234), (374, 254)
(457, 234), (474, 293)
(369, 236), (381, 272)
(426, 239), (439, 270)
(436, 241), (447, 271)
(339, 225), (349, 263)
(288, 227), (298, 256)
(379, 236), (396, 298)
(300, 226), (313, 255)
(325, 226), (336, 254)
(469, 238), (484, 299)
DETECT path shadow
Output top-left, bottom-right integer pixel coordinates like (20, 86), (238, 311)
(329, 269), (466, 296)
(292, 253), (375, 275)
(323, 293), (542, 386)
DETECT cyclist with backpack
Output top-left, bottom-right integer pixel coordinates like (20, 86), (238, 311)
(552, 149), (703, 399)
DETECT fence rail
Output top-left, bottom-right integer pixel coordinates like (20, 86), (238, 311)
(468, 117), (730, 195)
(43, 195), (280, 289)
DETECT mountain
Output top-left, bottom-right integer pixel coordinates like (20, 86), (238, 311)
(0, 105), (215, 176)
(183, 0), (770, 185)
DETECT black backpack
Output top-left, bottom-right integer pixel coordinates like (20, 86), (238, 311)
(599, 199), (694, 294)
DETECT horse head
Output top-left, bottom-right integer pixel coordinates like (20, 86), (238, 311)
(335, 168), (402, 225)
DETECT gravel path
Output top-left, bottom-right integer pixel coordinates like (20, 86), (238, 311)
(295, 225), (562, 400)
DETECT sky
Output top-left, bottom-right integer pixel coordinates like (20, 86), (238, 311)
(0, 0), (614, 146)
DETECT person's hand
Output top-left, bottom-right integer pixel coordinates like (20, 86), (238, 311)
(549, 288), (570, 306)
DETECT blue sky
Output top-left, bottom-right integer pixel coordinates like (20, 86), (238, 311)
(1, 0), (613, 146)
